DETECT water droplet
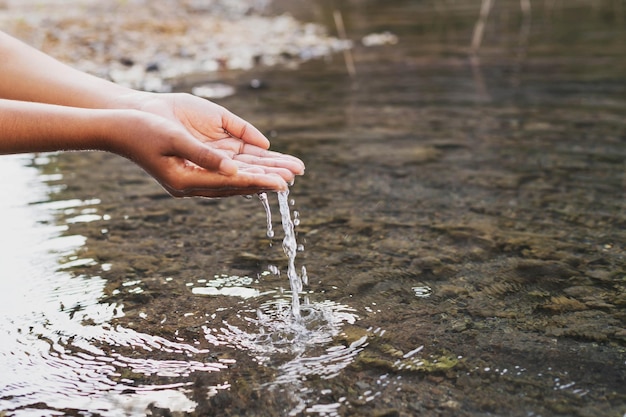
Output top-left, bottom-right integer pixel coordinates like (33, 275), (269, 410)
(301, 266), (308, 285)
(268, 264), (280, 276)
(257, 192), (274, 239)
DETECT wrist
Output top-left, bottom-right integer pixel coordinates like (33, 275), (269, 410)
(90, 108), (146, 154)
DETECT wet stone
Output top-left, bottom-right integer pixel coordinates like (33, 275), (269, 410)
(372, 409), (400, 417)
(437, 285), (469, 299)
(540, 296), (588, 313)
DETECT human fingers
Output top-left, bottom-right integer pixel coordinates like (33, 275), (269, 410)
(209, 137), (304, 176)
(164, 170), (288, 198)
(234, 152), (305, 175)
(234, 161), (296, 182)
(171, 133), (238, 176)
(229, 142), (305, 173)
(220, 108), (270, 149)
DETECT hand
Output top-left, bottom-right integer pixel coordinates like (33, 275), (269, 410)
(0, 31), (304, 198)
(111, 92), (305, 198)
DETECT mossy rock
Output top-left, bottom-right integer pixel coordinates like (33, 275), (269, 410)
(355, 350), (460, 374)
(394, 353), (460, 373)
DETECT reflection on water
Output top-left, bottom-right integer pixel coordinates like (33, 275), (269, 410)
(0, 156), (230, 415)
(0, 156), (366, 416)
(191, 273), (269, 299)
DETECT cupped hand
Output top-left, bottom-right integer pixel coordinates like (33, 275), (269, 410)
(113, 92), (304, 198)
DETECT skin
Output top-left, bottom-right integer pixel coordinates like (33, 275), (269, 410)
(0, 31), (305, 198)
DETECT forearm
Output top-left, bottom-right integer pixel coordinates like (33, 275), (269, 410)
(0, 32), (303, 197)
(0, 31), (141, 109)
(0, 98), (123, 154)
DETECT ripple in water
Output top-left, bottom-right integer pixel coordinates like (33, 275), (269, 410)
(201, 286), (363, 416)
(204, 293), (359, 364)
(1, 158), (362, 416)
(0, 155), (231, 416)
(202, 188), (363, 415)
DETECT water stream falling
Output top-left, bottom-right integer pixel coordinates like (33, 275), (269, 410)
(258, 189), (307, 320)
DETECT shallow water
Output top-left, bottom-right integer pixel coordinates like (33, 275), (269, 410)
(1, 0), (626, 416)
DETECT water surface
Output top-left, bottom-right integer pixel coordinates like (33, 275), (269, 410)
(1, 0), (625, 416)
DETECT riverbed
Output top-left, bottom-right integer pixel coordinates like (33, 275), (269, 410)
(1, 0), (625, 416)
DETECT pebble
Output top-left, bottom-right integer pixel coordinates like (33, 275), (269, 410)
(1, 0), (353, 91)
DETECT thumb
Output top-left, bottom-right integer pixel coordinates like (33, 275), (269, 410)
(175, 136), (238, 176)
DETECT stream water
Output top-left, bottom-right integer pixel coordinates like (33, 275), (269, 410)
(1, 0), (625, 416)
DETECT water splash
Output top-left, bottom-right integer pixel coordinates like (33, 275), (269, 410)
(258, 189), (307, 320)
(203, 295), (359, 365)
